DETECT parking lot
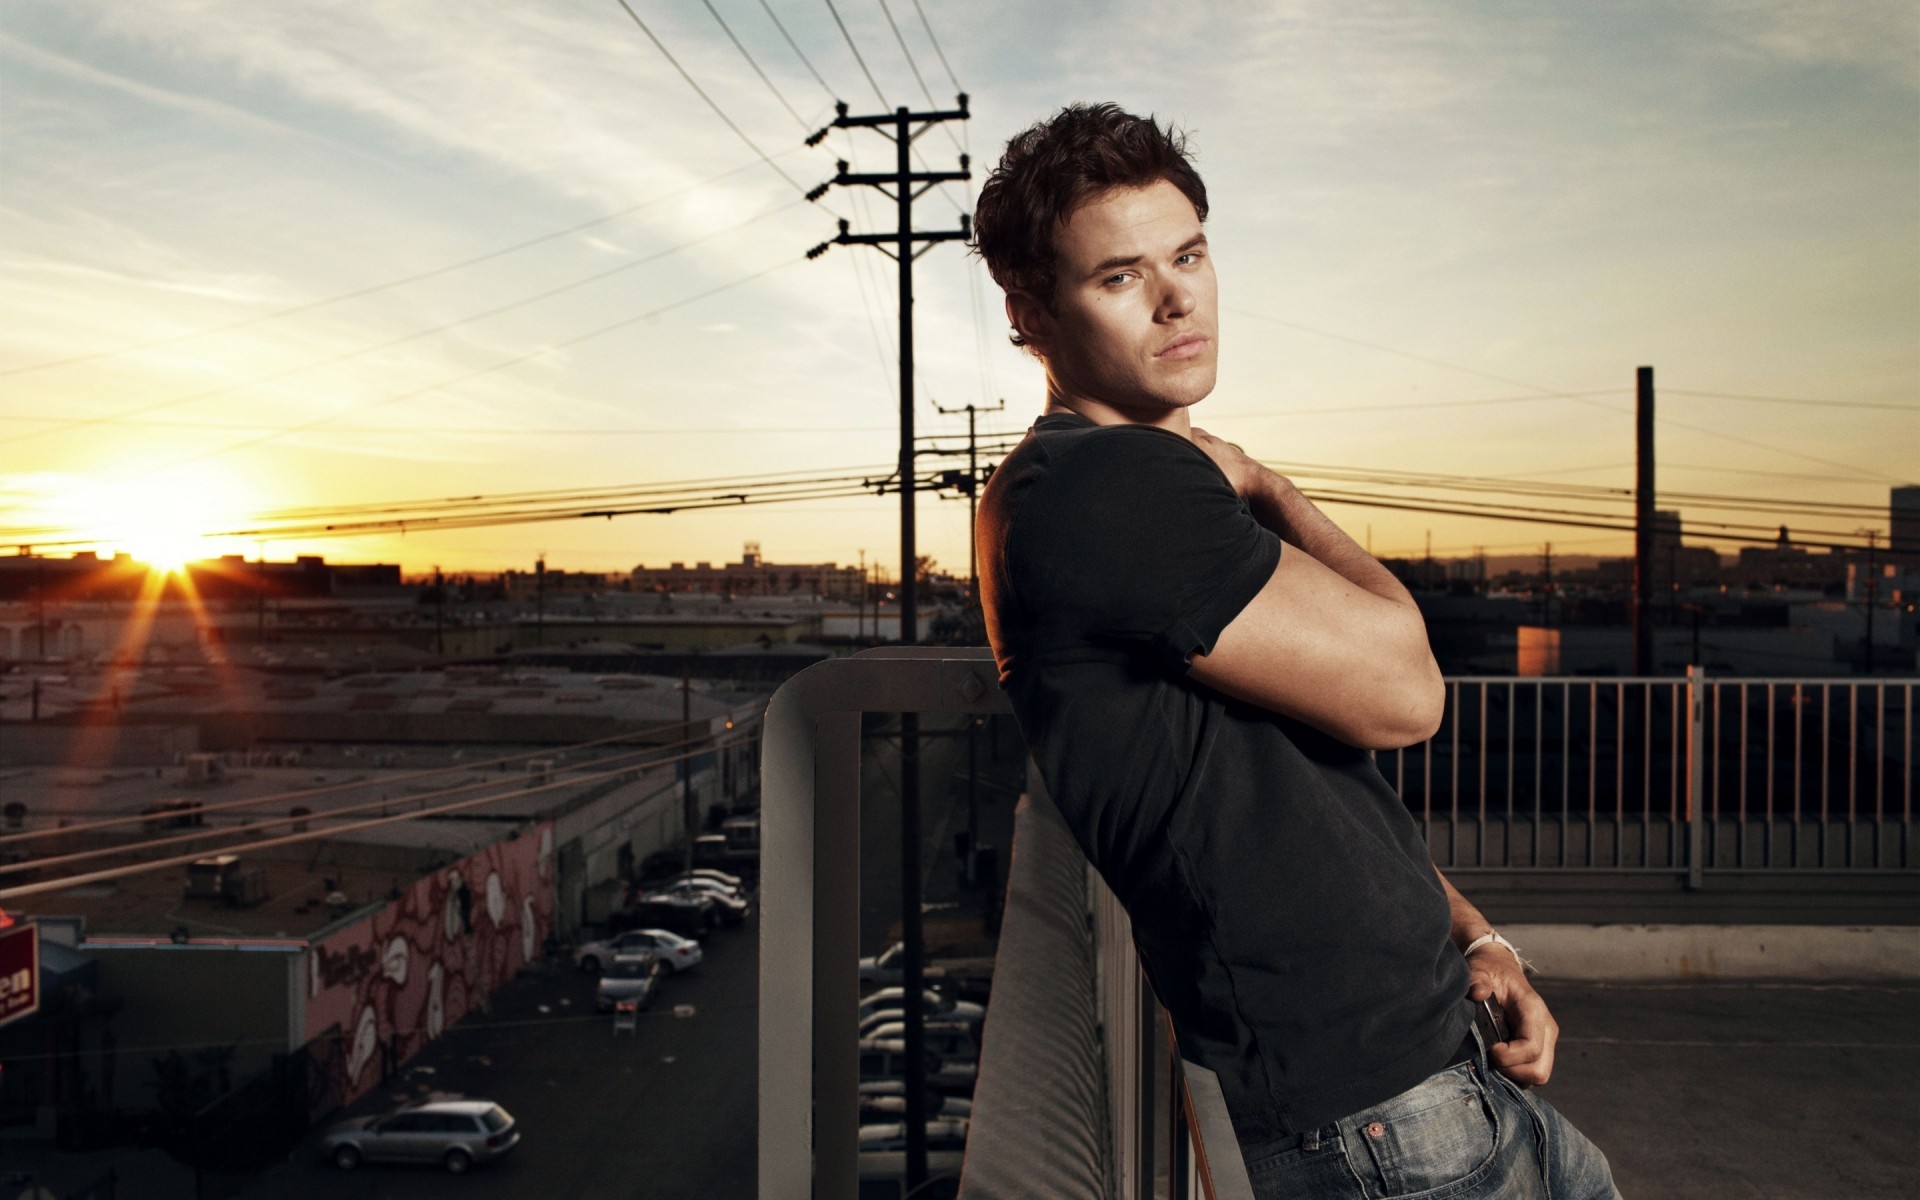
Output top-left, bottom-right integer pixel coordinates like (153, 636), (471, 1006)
(239, 909), (761, 1200)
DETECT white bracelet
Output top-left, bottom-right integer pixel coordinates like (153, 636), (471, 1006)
(1463, 931), (1529, 972)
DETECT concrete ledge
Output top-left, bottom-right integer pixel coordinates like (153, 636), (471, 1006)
(1509, 923), (1920, 981)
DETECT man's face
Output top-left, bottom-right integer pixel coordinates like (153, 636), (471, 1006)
(1010, 178), (1217, 427)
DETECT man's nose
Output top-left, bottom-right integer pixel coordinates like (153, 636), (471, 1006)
(1158, 275), (1194, 321)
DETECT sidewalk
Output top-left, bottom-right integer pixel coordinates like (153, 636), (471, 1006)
(1532, 979), (1919, 1199)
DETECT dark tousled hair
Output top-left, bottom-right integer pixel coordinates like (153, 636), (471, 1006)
(971, 103), (1208, 346)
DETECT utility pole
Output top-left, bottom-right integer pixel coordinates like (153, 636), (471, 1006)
(1542, 542), (1554, 628)
(1863, 530), (1879, 674)
(256, 543), (267, 643)
(806, 96), (971, 646)
(433, 565), (445, 658)
(34, 554), (46, 660)
(934, 396), (1005, 601)
(1633, 366), (1655, 676)
(534, 555), (546, 649)
(681, 667), (696, 872)
(806, 97), (970, 1193)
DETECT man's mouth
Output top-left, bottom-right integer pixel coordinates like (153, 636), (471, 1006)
(1157, 333), (1209, 360)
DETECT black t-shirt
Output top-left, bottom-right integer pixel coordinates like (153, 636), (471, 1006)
(977, 409), (1470, 1143)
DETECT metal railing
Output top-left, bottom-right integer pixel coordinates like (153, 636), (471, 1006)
(1384, 672), (1916, 883)
(758, 647), (1008, 1199)
(758, 648), (1245, 1199)
(759, 658), (1918, 1196)
(961, 778), (1254, 1200)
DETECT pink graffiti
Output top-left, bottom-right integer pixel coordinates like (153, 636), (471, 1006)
(303, 823), (554, 1103)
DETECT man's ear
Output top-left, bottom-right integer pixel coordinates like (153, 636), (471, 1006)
(1006, 290), (1053, 357)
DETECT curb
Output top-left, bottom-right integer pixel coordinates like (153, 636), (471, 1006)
(1505, 923), (1920, 981)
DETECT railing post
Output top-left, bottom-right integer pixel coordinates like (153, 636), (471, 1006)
(1686, 664), (1707, 890)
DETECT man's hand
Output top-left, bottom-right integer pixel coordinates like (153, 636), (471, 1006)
(1189, 426), (1276, 500)
(1467, 944), (1560, 1088)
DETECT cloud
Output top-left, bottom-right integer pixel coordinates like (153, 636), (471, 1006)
(1699, 0), (1919, 87)
(0, 28), (382, 160)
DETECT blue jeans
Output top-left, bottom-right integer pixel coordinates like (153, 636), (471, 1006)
(1241, 1027), (1620, 1199)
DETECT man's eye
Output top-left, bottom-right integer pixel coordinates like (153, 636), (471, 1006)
(1176, 252), (1202, 266)
(1104, 272), (1132, 286)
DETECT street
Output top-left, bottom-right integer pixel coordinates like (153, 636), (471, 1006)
(240, 912), (760, 1200)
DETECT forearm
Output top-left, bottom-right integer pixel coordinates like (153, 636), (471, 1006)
(1247, 473), (1418, 610)
(1438, 865), (1560, 1083)
(1436, 868), (1495, 952)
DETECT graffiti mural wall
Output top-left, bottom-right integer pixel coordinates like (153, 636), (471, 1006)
(303, 824), (555, 1103)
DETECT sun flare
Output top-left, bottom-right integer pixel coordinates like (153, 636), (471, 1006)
(53, 476), (245, 574)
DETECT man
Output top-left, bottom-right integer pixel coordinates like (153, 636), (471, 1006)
(972, 103), (1618, 1198)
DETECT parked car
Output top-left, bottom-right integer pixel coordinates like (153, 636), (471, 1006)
(595, 953), (664, 1012)
(612, 894), (717, 939)
(857, 1008), (986, 1044)
(646, 881), (748, 926)
(321, 1099), (519, 1174)
(858, 1078), (972, 1121)
(683, 867), (745, 890)
(665, 872), (751, 901)
(859, 942), (996, 992)
(575, 928), (702, 974)
(856, 987), (986, 1029)
(858, 1117), (970, 1154)
(857, 1037), (976, 1096)
(720, 814), (760, 853)
(691, 833), (735, 868)
(859, 1020), (978, 1065)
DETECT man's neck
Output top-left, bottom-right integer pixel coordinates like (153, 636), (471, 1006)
(1043, 385), (1193, 439)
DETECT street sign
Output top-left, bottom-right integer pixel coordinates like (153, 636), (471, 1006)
(0, 919), (39, 1028)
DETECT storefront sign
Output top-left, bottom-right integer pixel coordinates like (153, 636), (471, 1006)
(0, 920), (38, 1028)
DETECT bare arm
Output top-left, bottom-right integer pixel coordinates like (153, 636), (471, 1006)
(1438, 869), (1560, 1087)
(1182, 428), (1444, 750)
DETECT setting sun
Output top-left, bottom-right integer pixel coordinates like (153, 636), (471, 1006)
(38, 475), (249, 573)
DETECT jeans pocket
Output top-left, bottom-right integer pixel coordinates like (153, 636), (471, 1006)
(1343, 1063), (1500, 1199)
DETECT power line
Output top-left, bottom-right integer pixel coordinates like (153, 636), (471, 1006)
(1259, 460), (1888, 519)
(1222, 306), (1909, 483)
(907, 0), (963, 92)
(1663, 388), (1920, 413)
(823, 0), (889, 107)
(0, 156), (782, 380)
(955, 436), (1895, 525)
(841, 136), (900, 387)
(702, 0), (811, 131)
(756, 0), (837, 98)
(1639, 405), (1901, 484)
(1303, 485), (1868, 541)
(0, 201), (803, 449)
(1297, 490), (1876, 551)
(609, 0), (834, 212)
(229, 459), (943, 526)
(875, 0), (962, 157)
(1201, 389), (1622, 422)
(876, 0), (935, 106)
(0, 417), (911, 436)
(1662, 462), (1906, 487)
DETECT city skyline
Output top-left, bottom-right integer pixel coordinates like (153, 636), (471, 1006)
(2, 1), (1915, 577)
